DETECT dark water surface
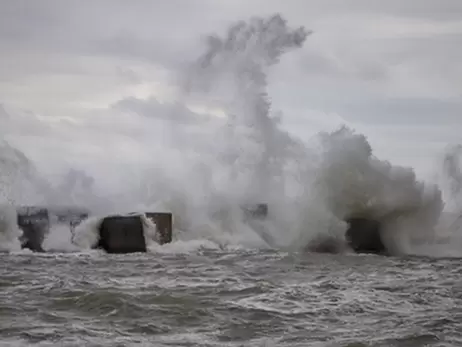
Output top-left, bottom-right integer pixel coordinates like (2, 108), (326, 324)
(1, 250), (461, 346)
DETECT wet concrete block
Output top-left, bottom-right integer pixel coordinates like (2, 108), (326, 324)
(98, 215), (146, 254)
(345, 217), (387, 255)
(16, 206), (50, 252)
(145, 212), (173, 245)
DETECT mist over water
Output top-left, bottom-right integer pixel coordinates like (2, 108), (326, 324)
(0, 14), (460, 257)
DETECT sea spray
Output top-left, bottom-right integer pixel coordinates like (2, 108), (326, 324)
(183, 14), (309, 204)
(42, 223), (79, 253)
(0, 204), (23, 252)
(0, 14), (453, 256)
(64, 14), (448, 255)
(0, 139), (48, 206)
(0, 137), (113, 250)
(140, 14), (315, 249)
(172, 14), (444, 254)
(0, 140), (47, 251)
(140, 214), (160, 249)
(310, 127), (444, 254)
(72, 216), (102, 250)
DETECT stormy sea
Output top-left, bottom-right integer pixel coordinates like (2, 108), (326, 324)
(1, 14), (462, 347)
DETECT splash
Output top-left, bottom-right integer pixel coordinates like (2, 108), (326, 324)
(0, 139), (110, 251)
(0, 139), (47, 206)
(161, 14), (444, 255)
(0, 14), (453, 256)
(0, 204), (23, 252)
(0, 140), (46, 251)
(311, 127), (444, 254)
(183, 14), (309, 203)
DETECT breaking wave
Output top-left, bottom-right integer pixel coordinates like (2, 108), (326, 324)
(0, 14), (460, 256)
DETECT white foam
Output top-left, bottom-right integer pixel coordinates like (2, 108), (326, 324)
(71, 216), (102, 249)
(140, 214), (161, 248)
(42, 223), (80, 253)
(0, 204), (23, 252)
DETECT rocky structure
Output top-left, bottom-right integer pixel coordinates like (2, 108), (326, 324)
(17, 206), (49, 252)
(96, 212), (173, 254)
(97, 214), (146, 253)
(16, 206), (89, 252)
(345, 217), (386, 255)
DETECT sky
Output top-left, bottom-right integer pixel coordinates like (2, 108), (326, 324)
(0, 0), (461, 188)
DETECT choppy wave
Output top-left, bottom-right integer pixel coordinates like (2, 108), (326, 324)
(1, 250), (461, 346)
(0, 14), (461, 257)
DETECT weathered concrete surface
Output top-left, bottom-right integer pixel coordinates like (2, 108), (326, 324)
(16, 206), (49, 252)
(145, 212), (173, 245)
(345, 217), (386, 255)
(97, 215), (146, 254)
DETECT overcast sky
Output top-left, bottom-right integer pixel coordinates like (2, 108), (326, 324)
(0, 0), (461, 187)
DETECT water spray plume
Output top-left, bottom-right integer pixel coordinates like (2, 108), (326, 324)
(0, 14), (458, 257)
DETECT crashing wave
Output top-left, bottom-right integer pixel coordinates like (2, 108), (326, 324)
(0, 14), (457, 257)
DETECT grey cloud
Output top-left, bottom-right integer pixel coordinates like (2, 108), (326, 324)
(339, 98), (462, 126)
(111, 96), (210, 124)
(259, 0), (462, 21)
(115, 67), (142, 85)
(329, 0), (462, 20)
(0, 0), (225, 69)
(3, 0), (461, 82)
(278, 96), (462, 129)
(0, 1), (461, 181)
(0, 104), (56, 137)
(296, 46), (389, 81)
(0, 104), (9, 119)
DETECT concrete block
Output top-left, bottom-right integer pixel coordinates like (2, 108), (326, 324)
(98, 215), (146, 253)
(345, 217), (386, 254)
(145, 212), (173, 245)
(16, 206), (49, 252)
(96, 212), (174, 253)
